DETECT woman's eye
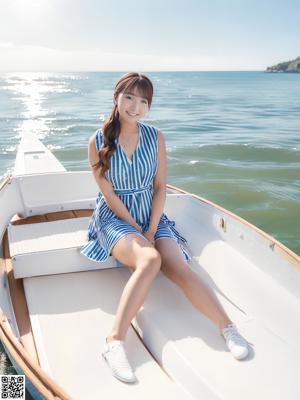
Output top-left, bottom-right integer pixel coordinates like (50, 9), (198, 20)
(126, 95), (131, 99)
(143, 100), (148, 104)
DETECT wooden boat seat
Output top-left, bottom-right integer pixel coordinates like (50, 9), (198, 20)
(8, 216), (117, 279)
(7, 193), (191, 279)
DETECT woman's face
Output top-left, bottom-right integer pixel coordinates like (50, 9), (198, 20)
(115, 86), (149, 124)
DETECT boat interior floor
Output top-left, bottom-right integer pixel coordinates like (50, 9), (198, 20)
(23, 269), (193, 400)
(22, 265), (299, 400)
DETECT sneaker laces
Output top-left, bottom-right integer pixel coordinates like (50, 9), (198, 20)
(106, 340), (133, 371)
(222, 324), (248, 346)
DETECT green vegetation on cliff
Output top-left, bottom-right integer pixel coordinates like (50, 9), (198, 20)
(265, 57), (300, 73)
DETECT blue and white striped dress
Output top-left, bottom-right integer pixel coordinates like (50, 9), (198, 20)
(80, 121), (191, 263)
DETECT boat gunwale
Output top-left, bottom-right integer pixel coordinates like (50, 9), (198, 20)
(0, 175), (11, 191)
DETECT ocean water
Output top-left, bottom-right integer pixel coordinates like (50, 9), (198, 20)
(0, 71), (299, 379)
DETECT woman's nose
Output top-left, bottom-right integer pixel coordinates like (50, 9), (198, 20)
(130, 102), (139, 113)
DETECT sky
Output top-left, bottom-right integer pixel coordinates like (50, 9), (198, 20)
(0, 0), (299, 72)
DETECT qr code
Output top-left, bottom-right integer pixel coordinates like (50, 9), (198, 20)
(0, 375), (25, 399)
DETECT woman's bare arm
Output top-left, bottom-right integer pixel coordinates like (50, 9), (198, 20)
(88, 134), (142, 232)
(148, 128), (167, 233)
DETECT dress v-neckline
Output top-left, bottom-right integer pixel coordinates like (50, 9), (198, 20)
(118, 122), (141, 164)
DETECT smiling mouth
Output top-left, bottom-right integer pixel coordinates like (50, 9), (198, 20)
(126, 111), (138, 116)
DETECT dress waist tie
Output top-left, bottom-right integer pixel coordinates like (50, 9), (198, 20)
(114, 184), (153, 225)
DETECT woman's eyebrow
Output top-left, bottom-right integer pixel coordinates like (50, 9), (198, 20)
(125, 91), (148, 100)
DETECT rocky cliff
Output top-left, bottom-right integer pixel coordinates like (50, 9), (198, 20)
(265, 57), (300, 73)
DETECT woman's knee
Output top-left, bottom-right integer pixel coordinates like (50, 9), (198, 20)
(161, 262), (191, 286)
(136, 247), (162, 274)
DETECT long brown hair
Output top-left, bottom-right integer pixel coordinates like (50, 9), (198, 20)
(95, 72), (153, 177)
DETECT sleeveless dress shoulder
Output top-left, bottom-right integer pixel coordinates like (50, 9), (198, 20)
(80, 121), (191, 263)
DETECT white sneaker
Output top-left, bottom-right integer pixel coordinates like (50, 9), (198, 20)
(222, 324), (249, 360)
(102, 339), (137, 383)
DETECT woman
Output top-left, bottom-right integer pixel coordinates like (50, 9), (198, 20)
(80, 72), (249, 384)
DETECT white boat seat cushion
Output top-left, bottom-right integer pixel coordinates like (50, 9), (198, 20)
(8, 217), (117, 279)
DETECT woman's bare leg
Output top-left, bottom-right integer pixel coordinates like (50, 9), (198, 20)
(107, 234), (161, 342)
(155, 238), (232, 333)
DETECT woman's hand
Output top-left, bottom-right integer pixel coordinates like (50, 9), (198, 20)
(133, 223), (143, 233)
(143, 228), (156, 246)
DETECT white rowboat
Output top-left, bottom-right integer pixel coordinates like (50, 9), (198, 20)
(0, 132), (299, 399)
